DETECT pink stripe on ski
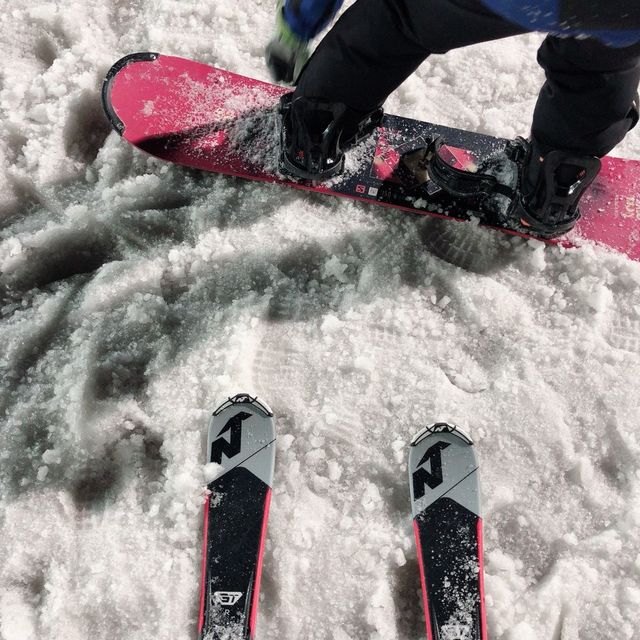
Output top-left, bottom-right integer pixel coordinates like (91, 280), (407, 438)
(248, 488), (272, 638)
(413, 518), (434, 640)
(198, 492), (211, 634)
(477, 517), (488, 640)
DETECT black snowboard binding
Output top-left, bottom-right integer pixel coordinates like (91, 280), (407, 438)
(508, 138), (601, 237)
(279, 93), (383, 182)
(407, 136), (601, 238)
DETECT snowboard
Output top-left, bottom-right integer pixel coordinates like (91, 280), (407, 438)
(102, 52), (640, 261)
(200, 394), (276, 640)
(409, 423), (485, 640)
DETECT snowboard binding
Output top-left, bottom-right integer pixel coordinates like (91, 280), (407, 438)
(407, 136), (601, 238)
(509, 138), (601, 237)
(402, 137), (500, 198)
(279, 93), (383, 182)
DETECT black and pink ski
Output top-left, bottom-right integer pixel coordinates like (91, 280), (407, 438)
(409, 423), (487, 640)
(199, 395), (276, 640)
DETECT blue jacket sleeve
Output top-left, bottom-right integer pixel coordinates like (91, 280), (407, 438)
(283, 0), (344, 40)
(480, 0), (640, 47)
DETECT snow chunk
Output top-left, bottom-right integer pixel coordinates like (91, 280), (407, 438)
(393, 548), (406, 567)
(361, 482), (382, 511)
(204, 463), (224, 482)
(321, 314), (344, 334)
(327, 460), (342, 481)
(437, 295), (452, 309)
(568, 456), (594, 487)
(332, 630), (354, 640)
(585, 283), (613, 313)
(505, 622), (537, 640)
(322, 255), (349, 283)
(279, 434), (295, 451)
(354, 355), (374, 374)
(42, 449), (62, 465)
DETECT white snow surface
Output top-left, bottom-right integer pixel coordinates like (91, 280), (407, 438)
(1, 2), (640, 639)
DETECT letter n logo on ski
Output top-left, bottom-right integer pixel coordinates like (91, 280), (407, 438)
(210, 411), (251, 463)
(412, 441), (450, 499)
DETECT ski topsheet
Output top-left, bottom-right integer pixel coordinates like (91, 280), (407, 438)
(409, 423), (486, 640)
(199, 394), (276, 640)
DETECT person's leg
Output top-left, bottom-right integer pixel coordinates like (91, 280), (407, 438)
(282, 0), (529, 179)
(294, 0), (528, 112)
(532, 36), (640, 157)
(510, 37), (640, 235)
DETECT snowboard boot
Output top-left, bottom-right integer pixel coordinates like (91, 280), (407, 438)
(406, 136), (601, 238)
(265, 1), (310, 85)
(279, 92), (384, 182)
(508, 138), (602, 237)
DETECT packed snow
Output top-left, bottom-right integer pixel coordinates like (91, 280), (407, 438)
(1, 1), (640, 639)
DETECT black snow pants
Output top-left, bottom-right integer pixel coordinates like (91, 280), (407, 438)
(293, 0), (640, 157)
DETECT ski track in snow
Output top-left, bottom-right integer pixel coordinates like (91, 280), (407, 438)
(1, 1), (640, 639)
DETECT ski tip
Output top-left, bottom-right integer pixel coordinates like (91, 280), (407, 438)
(212, 393), (274, 418)
(410, 422), (473, 447)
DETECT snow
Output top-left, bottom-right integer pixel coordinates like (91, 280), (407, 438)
(1, 1), (640, 639)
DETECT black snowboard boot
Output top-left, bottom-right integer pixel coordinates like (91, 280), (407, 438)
(507, 137), (602, 237)
(279, 93), (383, 182)
(406, 135), (602, 238)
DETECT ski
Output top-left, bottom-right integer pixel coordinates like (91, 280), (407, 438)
(199, 394), (276, 640)
(409, 423), (486, 640)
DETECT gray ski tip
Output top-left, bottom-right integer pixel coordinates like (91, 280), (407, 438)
(207, 393), (275, 487)
(410, 422), (473, 447)
(409, 422), (480, 518)
(212, 393), (274, 418)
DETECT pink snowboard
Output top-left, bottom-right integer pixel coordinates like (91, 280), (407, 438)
(103, 53), (640, 261)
